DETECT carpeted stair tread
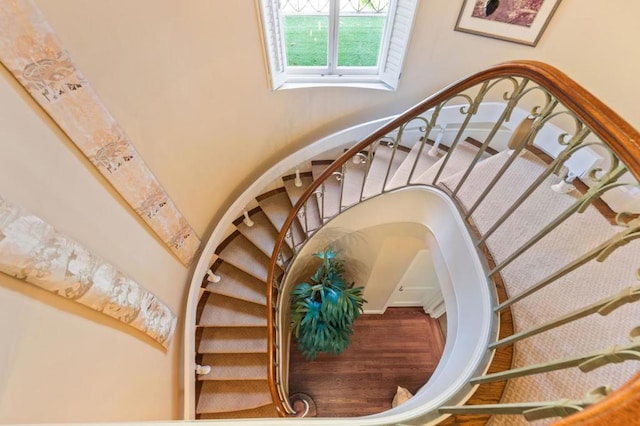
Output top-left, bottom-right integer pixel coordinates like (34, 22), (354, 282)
(413, 142), (483, 185)
(283, 173), (323, 234)
(439, 150), (541, 220)
(198, 327), (267, 354)
(451, 151), (638, 426)
(341, 159), (368, 208)
(257, 188), (306, 249)
(197, 403), (278, 419)
(198, 294), (267, 327)
(216, 233), (280, 282)
(236, 209), (292, 261)
(197, 353), (268, 380)
(386, 140), (441, 189)
(196, 380), (273, 414)
(207, 262), (266, 306)
(362, 143), (409, 198)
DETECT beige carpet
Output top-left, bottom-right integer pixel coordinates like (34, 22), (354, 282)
(441, 151), (639, 425)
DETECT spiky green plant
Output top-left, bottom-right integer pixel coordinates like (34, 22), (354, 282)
(289, 247), (366, 360)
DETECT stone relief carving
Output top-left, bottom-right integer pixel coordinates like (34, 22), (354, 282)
(0, 196), (177, 347)
(21, 51), (84, 103)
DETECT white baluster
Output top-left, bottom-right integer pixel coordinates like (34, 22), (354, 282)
(242, 209), (254, 227)
(206, 270), (221, 283)
(294, 167), (303, 187)
(428, 126), (445, 157)
(195, 364), (211, 375)
(551, 172), (577, 194)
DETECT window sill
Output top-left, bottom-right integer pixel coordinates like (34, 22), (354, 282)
(273, 75), (396, 91)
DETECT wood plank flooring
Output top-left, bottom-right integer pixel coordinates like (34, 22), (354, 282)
(288, 307), (445, 417)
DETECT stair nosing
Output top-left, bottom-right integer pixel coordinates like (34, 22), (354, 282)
(203, 288), (267, 307)
(214, 230), (242, 255)
(255, 186), (287, 202)
(282, 171), (312, 181)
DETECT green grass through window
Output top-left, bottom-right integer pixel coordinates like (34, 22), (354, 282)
(283, 15), (385, 67)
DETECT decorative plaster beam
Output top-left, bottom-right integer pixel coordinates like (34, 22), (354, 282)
(0, 195), (176, 348)
(0, 0), (200, 265)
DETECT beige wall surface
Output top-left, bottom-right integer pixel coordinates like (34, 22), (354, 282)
(0, 0), (639, 423)
(0, 68), (188, 422)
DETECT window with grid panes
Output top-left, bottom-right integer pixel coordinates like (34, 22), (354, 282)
(257, 0), (418, 90)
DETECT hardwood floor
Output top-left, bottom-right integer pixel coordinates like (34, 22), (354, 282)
(288, 307), (445, 417)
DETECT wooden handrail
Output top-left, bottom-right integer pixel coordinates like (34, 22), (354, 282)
(265, 60), (640, 419)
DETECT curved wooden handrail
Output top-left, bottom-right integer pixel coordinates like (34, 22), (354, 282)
(265, 60), (640, 419)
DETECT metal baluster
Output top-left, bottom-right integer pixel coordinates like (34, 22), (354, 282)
(464, 101), (560, 219)
(426, 126), (444, 157)
(300, 203), (309, 234)
(338, 163), (346, 214)
(431, 81), (491, 185)
(407, 104), (444, 184)
(381, 135), (400, 191)
(451, 78), (531, 196)
(495, 215), (640, 311)
(490, 163), (629, 278)
(316, 183), (325, 223)
(491, 280), (640, 349)
(474, 328), (640, 384)
(286, 228), (296, 254)
(477, 128), (591, 246)
(440, 386), (610, 421)
(359, 142), (377, 201)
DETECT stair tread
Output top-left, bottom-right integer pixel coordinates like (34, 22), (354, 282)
(414, 142), (484, 185)
(198, 294), (267, 327)
(341, 160), (368, 208)
(198, 327), (268, 354)
(197, 403), (278, 419)
(387, 140), (441, 189)
(236, 209), (292, 260)
(283, 174), (323, 234)
(207, 262), (266, 306)
(216, 233), (281, 282)
(198, 353), (268, 380)
(196, 380), (273, 414)
(362, 143), (409, 198)
(258, 189), (306, 248)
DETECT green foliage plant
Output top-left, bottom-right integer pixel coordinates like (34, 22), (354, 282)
(289, 247), (366, 360)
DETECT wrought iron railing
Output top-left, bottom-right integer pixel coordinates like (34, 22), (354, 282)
(266, 61), (640, 422)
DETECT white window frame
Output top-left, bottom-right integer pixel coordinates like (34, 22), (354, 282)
(256, 0), (418, 91)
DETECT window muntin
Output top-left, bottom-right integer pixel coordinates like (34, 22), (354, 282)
(280, 0), (390, 74)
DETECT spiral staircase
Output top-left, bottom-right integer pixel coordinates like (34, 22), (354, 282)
(195, 137), (485, 418)
(187, 62), (640, 425)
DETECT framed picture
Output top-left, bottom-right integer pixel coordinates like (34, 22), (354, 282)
(455, 0), (562, 46)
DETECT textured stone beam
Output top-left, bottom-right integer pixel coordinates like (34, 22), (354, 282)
(0, 195), (177, 348)
(0, 0), (200, 265)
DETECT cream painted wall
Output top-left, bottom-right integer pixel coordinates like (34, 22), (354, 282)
(0, 67), (188, 422)
(32, 0), (640, 241)
(1, 0), (639, 423)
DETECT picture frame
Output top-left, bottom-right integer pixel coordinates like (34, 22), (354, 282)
(455, 0), (562, 47)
